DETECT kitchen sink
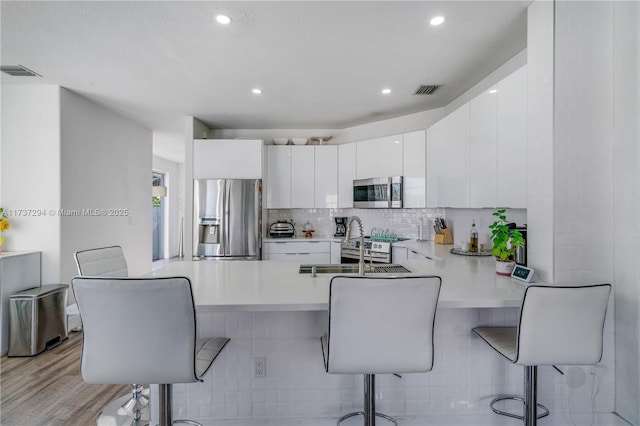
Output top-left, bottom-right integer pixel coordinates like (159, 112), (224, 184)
(298, 264), (411, 274)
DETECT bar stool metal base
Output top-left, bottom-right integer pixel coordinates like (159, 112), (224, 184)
(490, 397), (550, 421)
(335, 374), (397, 426)
(96, 386), (149, 426)
(489, 366), (549, 426)
(337, 411), (397, 426)
(159, 384), (204, 426)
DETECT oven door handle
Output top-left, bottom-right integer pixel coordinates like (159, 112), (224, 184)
(387, 177), (392, 208)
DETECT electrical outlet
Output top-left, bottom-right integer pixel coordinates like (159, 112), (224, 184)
(254, 357), (266, 378)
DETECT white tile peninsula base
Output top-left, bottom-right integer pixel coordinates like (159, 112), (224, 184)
(193, 412), (628, 426)
(151, 308), (615, 425)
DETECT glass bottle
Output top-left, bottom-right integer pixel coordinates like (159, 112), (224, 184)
(470, 221), (479, 253)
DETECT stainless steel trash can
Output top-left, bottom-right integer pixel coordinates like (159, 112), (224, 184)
(8, 284), (69, 357)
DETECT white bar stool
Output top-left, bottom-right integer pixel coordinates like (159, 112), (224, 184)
(472, 284), (611, 426)
(72, 276), (229, 426)
(321, 275), (442, 426)
(72, 246), (151, 424)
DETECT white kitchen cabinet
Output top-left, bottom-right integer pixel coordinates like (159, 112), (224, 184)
(407, 249), (431, 260)
(497, 65), (527, 208)
(330, 241), (342, 264)
(290, 147), (315, 208)
(391, 246), (408, 263)
(356, 139), (379, 179)
(469, 88), (498, 208)
(263, 241), (330, 264)
(194, 139), (263, 179)
(314, 146), (338, 208)
(427, 104), (470, 207)
(402, 130), (427, 208)
(338, 143), (357, 208)
(378, 135), (404, 177)
(356, 135), (403, 179)
(266, 146), (292, 208)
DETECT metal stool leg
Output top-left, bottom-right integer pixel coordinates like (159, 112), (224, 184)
(96, 384), (150, 425)
(159, 383), (204, 426)
(489, 366), (549, 425)
(337, 375), (397, 426)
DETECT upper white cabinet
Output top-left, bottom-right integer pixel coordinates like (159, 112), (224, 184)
(338, 143), (356, 208)
(291, 147), (315, 208)
(193, 139), (263, 179)
(267, 145), (338, 209)
(378, 136), (404, 176)
(356, 135), (403, 179)
(469, 87), (498, 207)
(314, 146), (338, 208)
(496, 66), (527, 208)
(402, 130), (427, 208)
(427, 104), (470, 207)
(266, 146), (291, 208)
(426, 65), (527, 209)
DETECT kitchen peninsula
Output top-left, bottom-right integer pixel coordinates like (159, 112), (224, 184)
(149, 243), (527, 311)
(145, 243), (614, 425)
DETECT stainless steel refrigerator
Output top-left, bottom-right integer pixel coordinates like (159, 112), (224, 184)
(193, 179), (262, 260)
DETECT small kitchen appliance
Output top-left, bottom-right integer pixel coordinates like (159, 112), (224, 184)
(334, 217), (347, 237)
(353, 176), (403, 208)
(269, 220), (295, 238)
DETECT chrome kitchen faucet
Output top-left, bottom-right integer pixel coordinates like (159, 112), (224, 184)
(343, 216), (365, 276)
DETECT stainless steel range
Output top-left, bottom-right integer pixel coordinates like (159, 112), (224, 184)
(340, 237), (408, 264)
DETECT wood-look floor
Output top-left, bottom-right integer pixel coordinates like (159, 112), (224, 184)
(1, 331), (129, 425)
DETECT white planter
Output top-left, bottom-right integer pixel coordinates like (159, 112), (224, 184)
(495, 260), (515, 276)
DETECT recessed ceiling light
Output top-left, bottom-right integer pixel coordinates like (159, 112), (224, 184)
(252, 88), (263, 95)
(489, 89), (497, 94)
(382, 88), (392, 95)
(216, 14), (231, 25)
(430, 16), (445, 26)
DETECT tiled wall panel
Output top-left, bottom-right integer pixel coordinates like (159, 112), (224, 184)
(172, 308), (614, 423)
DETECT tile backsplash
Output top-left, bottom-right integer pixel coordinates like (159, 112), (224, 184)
(267, 208), (527, 246)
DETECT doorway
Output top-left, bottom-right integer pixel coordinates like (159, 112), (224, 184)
(152, 171), (166, 261)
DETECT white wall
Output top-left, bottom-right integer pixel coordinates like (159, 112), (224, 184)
(153, 155), (182, 258)
(526, 0), (555, 283)
(553, 1), (614, 285)
(59, 88), (152, 282)
(0, 85), (62, 283)
(612, 2), (640, 423)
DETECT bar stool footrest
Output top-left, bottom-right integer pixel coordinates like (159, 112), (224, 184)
(337, 410), (398, 426)
(490, 396), (550, 421)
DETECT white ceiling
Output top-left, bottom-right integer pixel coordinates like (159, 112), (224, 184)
(1, 1), (529, 133)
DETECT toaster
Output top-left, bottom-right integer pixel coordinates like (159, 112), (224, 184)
(269, 220), (295, 238)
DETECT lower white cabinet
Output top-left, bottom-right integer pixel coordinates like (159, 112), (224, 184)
(330, 241), (342, 264)
(408, 249), (430, 260)
(263, 241), (331, 264)
(391, 246), (408, 263)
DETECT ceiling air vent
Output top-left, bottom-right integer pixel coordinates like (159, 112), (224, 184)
(1, 65), (41, 77)
(413, 84), (439, 95)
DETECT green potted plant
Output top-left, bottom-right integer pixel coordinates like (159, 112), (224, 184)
(488, 209), (524, 276)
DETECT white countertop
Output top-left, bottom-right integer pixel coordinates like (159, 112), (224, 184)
(149, 242), (535, 311)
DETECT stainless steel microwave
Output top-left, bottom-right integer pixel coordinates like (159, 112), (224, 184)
(353, 177), (403, 208)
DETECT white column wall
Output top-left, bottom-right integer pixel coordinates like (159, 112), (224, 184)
(0, 85), (62, 283)
(59, 88), (152, 281)
(526, 0), (555, 283)
(613, 2), (640, 424)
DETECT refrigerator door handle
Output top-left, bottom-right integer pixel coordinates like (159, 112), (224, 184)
(224, 180), (230, 256)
